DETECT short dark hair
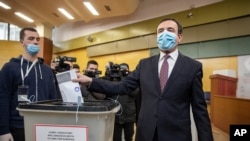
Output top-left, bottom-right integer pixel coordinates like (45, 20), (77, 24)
(158, 18), (183, 34)
(73, 64), (80, 69)
(120, 63), (129, 70)
(20, 27), (37, 41)
(87, 60), (98, 67)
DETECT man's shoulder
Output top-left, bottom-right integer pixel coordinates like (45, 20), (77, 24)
(140, 55), (159, 62)
(178, 53), (202, 66)
(1, 58), (20, 70)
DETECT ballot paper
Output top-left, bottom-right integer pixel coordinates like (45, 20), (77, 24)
(56, 70), (83, 103)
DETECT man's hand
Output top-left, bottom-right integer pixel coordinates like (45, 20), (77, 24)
(0, 133), (14, 141)
(72, 73), (93, 86)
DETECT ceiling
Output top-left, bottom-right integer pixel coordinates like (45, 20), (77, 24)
(0, 0), (223, 30)
(0, 0), (141, 28)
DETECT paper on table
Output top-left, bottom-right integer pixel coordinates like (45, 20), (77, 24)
(56, 70), (83, 103)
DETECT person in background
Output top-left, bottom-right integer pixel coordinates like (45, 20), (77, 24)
(112, 63), (137, 141)
(81, 60), (106, 100)
(72, 18), (213, 141)
(0, 27), (58, 141)
(73, 64), (80, 73)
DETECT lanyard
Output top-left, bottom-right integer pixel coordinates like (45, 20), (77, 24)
(21, 57), (38, 85)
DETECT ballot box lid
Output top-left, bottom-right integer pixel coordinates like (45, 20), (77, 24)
(18, 99), (118, 112)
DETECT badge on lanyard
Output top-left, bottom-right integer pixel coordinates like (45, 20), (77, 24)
(18, 85), (29, 102)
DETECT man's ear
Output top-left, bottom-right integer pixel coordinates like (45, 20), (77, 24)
(177, 34), (183, 42)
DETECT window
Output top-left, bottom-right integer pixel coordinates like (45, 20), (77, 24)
(0, 22), (21, 41)
(9, 24), (20, 41)
(0, 22), (8, 40)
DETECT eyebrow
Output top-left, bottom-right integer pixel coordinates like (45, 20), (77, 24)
(157, 27), (175, 32)
(28, 36), (40, 41)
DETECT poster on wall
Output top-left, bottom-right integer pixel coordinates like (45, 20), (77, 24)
(237, 55), (250, 99)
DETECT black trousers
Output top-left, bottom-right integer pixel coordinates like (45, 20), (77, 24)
(113, 122), (135, 141)
(10, 128), (25, 141)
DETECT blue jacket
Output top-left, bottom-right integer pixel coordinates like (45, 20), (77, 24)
(0, 55), (57, 135)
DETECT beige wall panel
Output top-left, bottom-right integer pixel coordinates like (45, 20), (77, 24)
(182, 27), (199, 44)
(129, 36), (149, 50)
(108, 27), (130, 41)
(183, 17), (250, 43)
(88, 16), (250, 57)
(128, 22), (150, 37)
(117, 40), (130, 51)
(148, 34), (157, 47)
(87, 42), (116, 57)
(96, 30), (116, 43)
(227, 16), (250, 37)
(87, 36), (152, 57)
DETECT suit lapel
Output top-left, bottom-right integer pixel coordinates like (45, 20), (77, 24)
(151, 55), (161, 95)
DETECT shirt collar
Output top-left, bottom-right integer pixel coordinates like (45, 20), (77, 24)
(159, 49), (179, 61)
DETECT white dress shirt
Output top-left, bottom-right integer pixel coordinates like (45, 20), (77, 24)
(158, 49), (179, 78)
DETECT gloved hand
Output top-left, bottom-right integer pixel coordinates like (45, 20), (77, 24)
(0, 133), (14, 141)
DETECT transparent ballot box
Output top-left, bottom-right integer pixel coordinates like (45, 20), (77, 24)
(17, 100), (120, 141)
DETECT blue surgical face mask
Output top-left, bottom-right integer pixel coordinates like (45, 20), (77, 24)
(157, 31), (177, 51)
(26, 44), (40, 56)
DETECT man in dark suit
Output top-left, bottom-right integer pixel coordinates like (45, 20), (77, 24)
(72, 18), (213, 141)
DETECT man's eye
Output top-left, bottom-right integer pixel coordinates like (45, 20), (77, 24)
(158, 29), (164, 33)
(28, 37), (35, 40)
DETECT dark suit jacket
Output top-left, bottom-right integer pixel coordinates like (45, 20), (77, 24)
(90, 52), (213, 141)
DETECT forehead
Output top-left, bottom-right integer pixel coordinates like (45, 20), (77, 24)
(120, 65), (128, 69)
(88, 64), (98, 68)
(24, 30), (39, 38)
(157, 20), (178, 31)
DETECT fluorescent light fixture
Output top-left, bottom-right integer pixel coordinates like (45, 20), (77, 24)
(83, 2), (99, 16)
(58, 8), (74, 20)
(15, 12), (34, 23)
(0, 2), (11, 9)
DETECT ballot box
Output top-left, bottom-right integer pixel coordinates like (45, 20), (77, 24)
(17, 100), (120, 141)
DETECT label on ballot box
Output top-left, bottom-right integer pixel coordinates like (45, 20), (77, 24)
(230, 125), (250, 141)
(35, 124), (88, 141)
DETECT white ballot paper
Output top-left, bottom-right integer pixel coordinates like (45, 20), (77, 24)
(56, 70), (83, 103)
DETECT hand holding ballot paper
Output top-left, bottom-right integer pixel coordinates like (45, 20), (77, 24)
(56, 70), (83, 103)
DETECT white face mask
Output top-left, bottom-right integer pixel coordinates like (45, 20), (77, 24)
(157, 31), (177, 51)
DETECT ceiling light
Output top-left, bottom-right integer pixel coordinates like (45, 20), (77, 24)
(58, 8), (74, 20)
(0, 2), (11, 9)
(83, 2), (99, 16)
(15, 12), (34, 23)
